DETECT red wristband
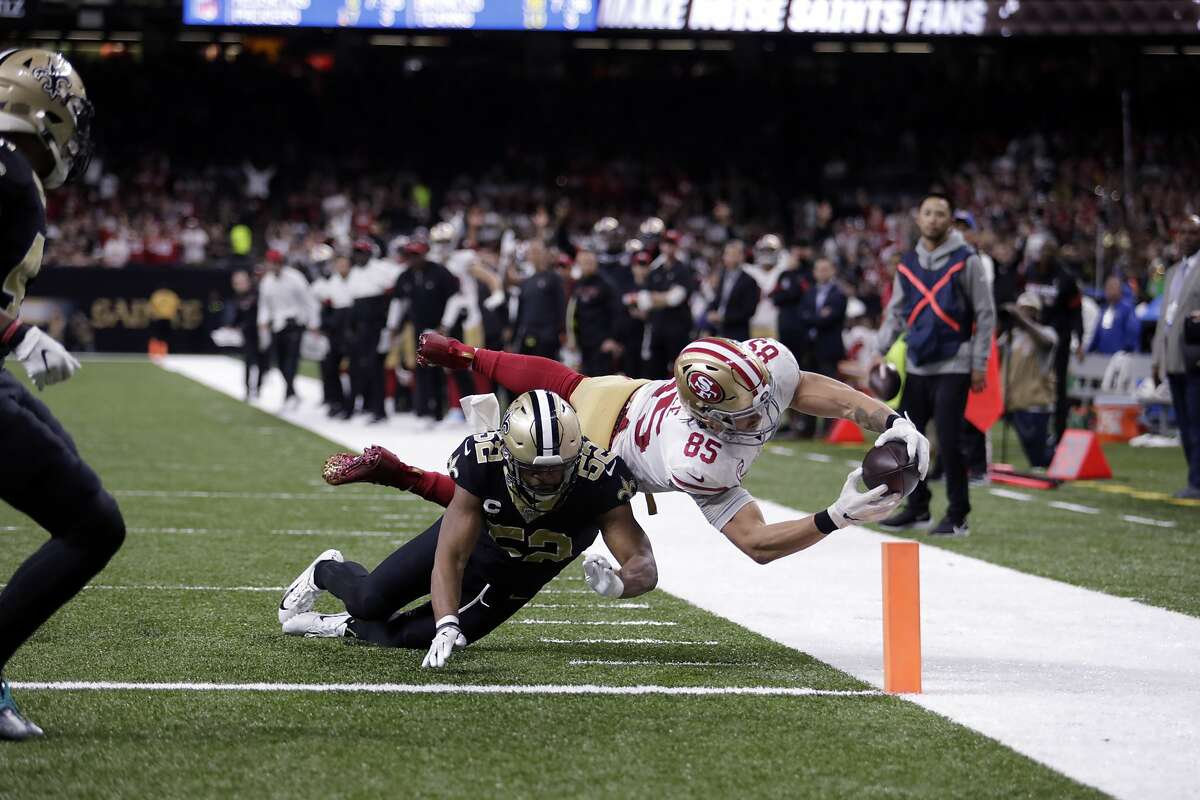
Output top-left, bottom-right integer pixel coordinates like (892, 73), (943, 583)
(1, 319), (24, 345)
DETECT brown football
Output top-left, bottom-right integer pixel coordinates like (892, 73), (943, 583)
(862, 440), (920, 497)
(867, 362), (902, 402)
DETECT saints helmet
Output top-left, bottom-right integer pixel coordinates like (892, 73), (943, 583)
(591, 216), (622, 254)
(754, 234), (783, 268)
(500, 390), (583, 517)
(674, 337), (780, 446)
(0, 49), (94, 189)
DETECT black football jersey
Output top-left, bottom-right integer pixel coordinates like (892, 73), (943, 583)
(448, 432), (639, 586)
(0, 138), (47, 320)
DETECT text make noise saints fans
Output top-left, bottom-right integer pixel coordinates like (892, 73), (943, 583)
(280, 390), (657, 669)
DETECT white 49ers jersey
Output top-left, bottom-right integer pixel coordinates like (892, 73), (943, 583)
(611, 338), (801, 530)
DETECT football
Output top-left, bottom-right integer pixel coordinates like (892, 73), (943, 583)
(862, 440), (920, 497)
(868, 362), (902, 402)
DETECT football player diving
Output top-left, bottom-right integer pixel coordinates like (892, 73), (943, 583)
(279, 390), (657, 669)
(0, 50), (125, 740)
(327, 334), (928, 566)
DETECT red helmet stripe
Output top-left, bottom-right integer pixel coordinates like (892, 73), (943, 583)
(684, 339), (763, 390)
(692, 338), (767, 385)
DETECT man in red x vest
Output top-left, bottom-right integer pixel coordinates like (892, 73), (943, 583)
(874, 193), (996, 537)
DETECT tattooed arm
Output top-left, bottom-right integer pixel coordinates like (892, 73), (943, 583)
(789, 371), (895, 432)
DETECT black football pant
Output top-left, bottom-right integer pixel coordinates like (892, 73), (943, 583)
(900, 372), (972, 523)
(313, 517), (536, 649)
(413, 365), (446, 420)
(0, 371), (125, 672)
(648, 328), (691, 380)
(272, 323), (303, 399)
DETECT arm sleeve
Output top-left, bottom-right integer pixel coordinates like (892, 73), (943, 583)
(662, 285), (689, 308)
(256, 284), (270, 328)
(875, 275), (906, 355)
(692, 487), (755, 530)
(968, 255), (997, 372)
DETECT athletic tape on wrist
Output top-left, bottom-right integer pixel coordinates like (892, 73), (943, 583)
(435, 614), (460, 631)
(0, 320), (29, 354)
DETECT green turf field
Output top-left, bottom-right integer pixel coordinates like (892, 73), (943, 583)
(1, 360), (1173, 798)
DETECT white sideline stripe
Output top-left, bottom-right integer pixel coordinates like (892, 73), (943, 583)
(160, 355), (1200, 800)
(1047, 501), (1101, 515)
(537, 590), (596, 595)
(540, 638), (720, 645)
(10, 681), (879, 697)
(988, 488), (1034, 502)
(516, 619), (676, 626)
(114, 489), (390, 502)
(569, 660), (746, 668)
(280, 529), (401, 538)
(91, 584), (284, 592)
(843, 459), (860, 468)
(804, 453), (833, 463)
(525, 603), (650, 609)
(123, 527), (408, 539)
(0, 583), (287, 592)
(1121, 515), (1177, 529)
(766, 445), (794, 456)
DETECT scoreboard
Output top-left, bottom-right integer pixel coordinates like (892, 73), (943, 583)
(183, 0), (1200, 35)
(184, 0), (597, 30)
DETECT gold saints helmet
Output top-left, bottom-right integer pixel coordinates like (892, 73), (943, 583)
(500, 390), (583, 518)
(674, 337), (781, 446)
(0, 49), (95, 189)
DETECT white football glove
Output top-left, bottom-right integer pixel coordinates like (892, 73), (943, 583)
(582, 554), (624, 599)
(421, 615), (467, 669)
(827, 468), (903, 528)
(12, 327), (81, 390)
(874, 414), (930, 480)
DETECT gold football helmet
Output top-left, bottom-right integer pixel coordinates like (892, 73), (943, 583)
(500, 390), (584, 517)
(754, 234), (783, 267)
(0, 49), (94, 189)
(674, 337), (781, 445)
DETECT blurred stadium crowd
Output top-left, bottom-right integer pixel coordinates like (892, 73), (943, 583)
(37, 44), (1199, 424)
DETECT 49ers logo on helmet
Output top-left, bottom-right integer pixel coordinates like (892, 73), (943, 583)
(687, 371), (725, 404)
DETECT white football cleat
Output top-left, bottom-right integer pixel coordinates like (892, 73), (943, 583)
(282, 611), (352, 638)
(278, 549), (343, 624)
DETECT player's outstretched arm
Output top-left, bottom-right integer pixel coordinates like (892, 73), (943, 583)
(719, 469), (901, 565)
(790, 370), (893, 431)
(588, 504), (658, 598)
(423, 485), (484, 669)
(790, 373), (930, 478)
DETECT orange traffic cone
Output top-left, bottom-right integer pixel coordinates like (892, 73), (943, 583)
(826, 418), (864, 444)
(1047, 429), (1112, 480)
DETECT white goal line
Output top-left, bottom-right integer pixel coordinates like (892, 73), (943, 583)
(11, 681), (880, 697)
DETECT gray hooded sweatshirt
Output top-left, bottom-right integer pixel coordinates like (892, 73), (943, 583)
(876, 230), (996, 376)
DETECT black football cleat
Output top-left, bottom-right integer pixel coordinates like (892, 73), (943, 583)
(0, 678), (44, 742)
(928, 516), (970, 538)
(322, 445), (422, 490)
(877, 505), (931, 530)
